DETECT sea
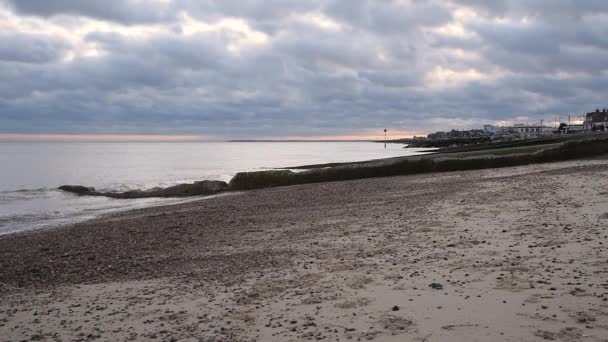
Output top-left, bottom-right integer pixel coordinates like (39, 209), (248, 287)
(0, 141), (433, 234)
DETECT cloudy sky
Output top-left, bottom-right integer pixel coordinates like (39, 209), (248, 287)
(1, 0), (607, 140)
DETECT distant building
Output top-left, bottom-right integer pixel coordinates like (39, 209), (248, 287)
(483, 125), (497, 134)
(427, 129), (489, 139)
(495, 126), (515, 135)
(583, 109), (608, 130)
(561, 124), (585, 133)
(426, 131), (446, 139)
(513, 124), (553, 134)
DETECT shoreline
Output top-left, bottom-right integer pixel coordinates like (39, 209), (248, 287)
(1, 157), (608, 341)
(0, 192), (240, 238)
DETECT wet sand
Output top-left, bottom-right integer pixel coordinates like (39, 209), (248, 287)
(1, 157), (608, 341)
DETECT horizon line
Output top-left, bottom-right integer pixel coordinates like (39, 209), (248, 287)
(0, 133), (418, 142)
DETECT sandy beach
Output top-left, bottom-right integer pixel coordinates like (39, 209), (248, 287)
(1, 157), (608, 342)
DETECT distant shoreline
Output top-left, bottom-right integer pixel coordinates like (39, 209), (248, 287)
(228, 139), (375, 142)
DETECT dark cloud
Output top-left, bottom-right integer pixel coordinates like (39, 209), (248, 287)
(453, 0), (608, 21)
(325, 0), (452, 34)
(0, 32), (68, 63)
(1, 0), (173, 24)
(437, 20), (608, 74)
(1, 0), (608, 137)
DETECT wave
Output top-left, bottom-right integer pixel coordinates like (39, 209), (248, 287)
(0, 212), (57, 224)
(0, 187), (53, 194)
(0, 187), (59, 203)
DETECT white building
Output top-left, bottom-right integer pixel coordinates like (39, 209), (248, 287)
(513, 124), (553, 134)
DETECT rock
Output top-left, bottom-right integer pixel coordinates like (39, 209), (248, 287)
(58, 185), (95, 195)
(60, 181), (227, 199)
(534, 330), (556, 340)
(429, 283), (443, 290)
(391, 305), (399, 311)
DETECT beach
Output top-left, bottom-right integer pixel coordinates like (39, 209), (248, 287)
(1, 156), (608, 341)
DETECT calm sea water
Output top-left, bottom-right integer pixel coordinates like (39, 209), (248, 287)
(0, 141), (432, 234)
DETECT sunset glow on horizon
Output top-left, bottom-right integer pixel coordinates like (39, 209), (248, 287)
(0, 131), (424, 142)
(0, 134), (214, 142)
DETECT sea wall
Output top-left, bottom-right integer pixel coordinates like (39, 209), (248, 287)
(406, 136), (491, 148)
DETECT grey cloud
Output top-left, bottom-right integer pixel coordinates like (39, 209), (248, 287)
(431, 15), (608, 74)
(453, 0), (608, 21)
(472, 23), (560, 56)
(1, 0), (173, 24)
(2, 0), (608, 137)
(85, 31), (228, 71)
(182, 0), (323, 23)
(0, 32), (68, 63)
(358, 70), (420, 88)
(325, 0), (452, 33)
(2, 0), (323, 30)
(3, 0), (452, 34)
(449, 0), (508, 17)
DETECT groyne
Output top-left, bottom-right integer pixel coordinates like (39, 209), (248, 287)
(228, 136), (608, 190)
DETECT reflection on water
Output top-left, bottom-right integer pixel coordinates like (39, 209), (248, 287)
(0, 141), (432, 234)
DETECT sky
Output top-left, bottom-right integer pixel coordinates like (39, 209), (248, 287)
(1, 0), (607, 140)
